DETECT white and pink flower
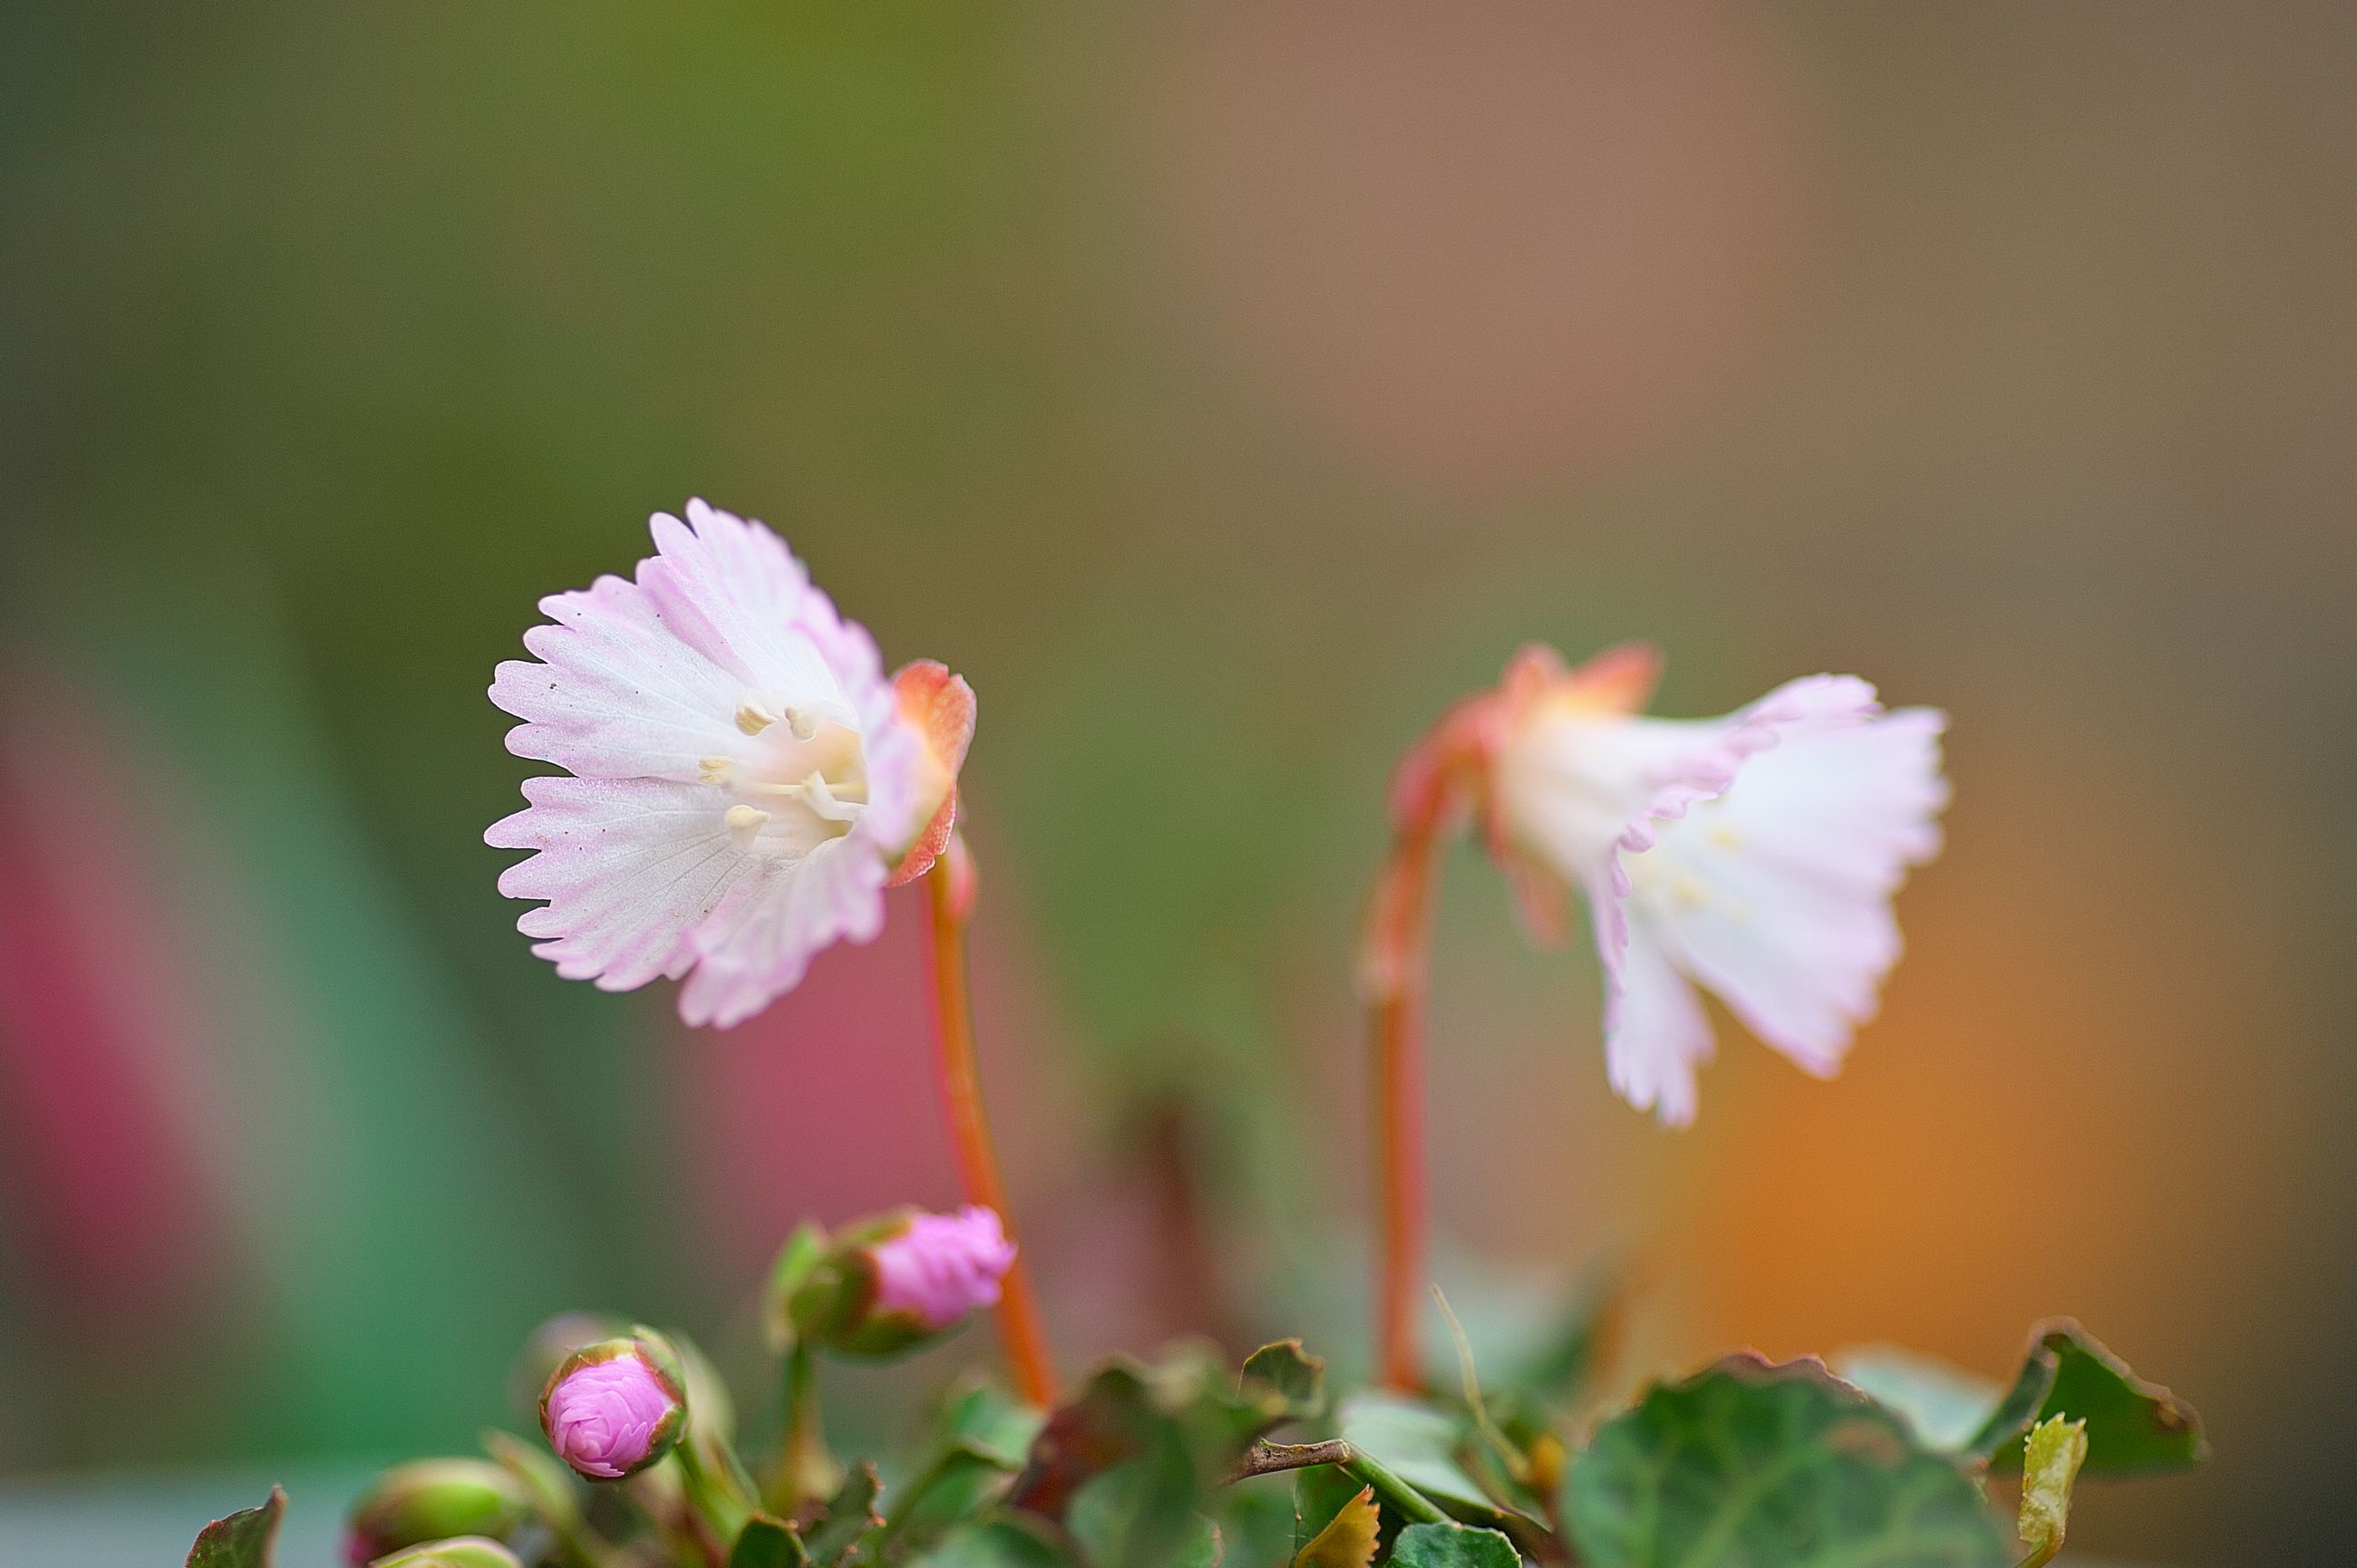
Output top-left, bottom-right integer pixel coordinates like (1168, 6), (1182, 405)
(487, 501), (973, 1028)
(1379, 644), (1948, 1126)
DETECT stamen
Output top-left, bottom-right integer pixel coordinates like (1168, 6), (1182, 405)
(735, 695), (780, 737)
(782, 705), (821, 741)
(699, 755), (737, 785)
(725, 803), (771, 847)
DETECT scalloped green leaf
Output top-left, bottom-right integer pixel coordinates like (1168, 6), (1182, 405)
(804, 1462), (886, 1566)
(1387, 1522), (1518, 1568)
(732, 1514), (813, 1568)
(1966, 1320), (2206, 1476)
(1563, 1354), (2011, 1568)
(187, 1487), (285, 1568)
(1241, 1341), (1326, 1422)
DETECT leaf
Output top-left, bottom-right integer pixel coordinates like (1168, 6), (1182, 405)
(1240, 1341), (1326, 1422)
(2015, 1416), (2088, 1568)
(1386, 1522), (1518, 1568)
(186, 1488), (285, 1568)
(937, 1378), (1051, 1469)
(887, 1442), (1024, 1555)
(1334, 1393), (1518, 1525)
(734, 1514), (815, 1568)
(913, 1515), (1077, 1568)
(1011, 1364), (1164, 1519)
(1965, 1320), (2207, 1476)
(1010, 1352), (1269, 1524)
(1291, 1485), (1376, 1568)
(804, 1462), (887, 1566)
(1829, 1348), (2004, 1451)
(1214, 1478), (1295, 1568)
(1066, 1443), (1217, 1568)
(1562, 1353), (2012, 1568)
(1334, 1395), (1485, 1513)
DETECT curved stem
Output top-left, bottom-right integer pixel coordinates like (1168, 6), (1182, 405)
(924, 857), (1059, 1408)
(771, 1340), (839, 1515)
(1368, 818), (1442, 1392)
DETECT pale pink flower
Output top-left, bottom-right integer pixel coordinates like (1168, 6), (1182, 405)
(868, 1205), (1016, 1330)
(1391, 644), (1947, 1126)
(540, 1345), (684, 1479)
(487, 501), (974, 1028)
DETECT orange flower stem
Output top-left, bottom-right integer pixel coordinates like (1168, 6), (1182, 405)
(1368, 809), (1444, 1394)
(924, 856), (1059, 1408)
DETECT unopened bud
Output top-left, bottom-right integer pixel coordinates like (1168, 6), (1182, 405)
(343, 1460), (526, 1566)
(539, 1333), (688, 1480)
(868, 1205), (1015, 1330)
(366, 1539), (523, 1568)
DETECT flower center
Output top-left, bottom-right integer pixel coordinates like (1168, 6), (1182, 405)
(701, 694), (869, 857)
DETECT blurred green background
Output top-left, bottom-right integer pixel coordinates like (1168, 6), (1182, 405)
(2, 4), (2352, 1563)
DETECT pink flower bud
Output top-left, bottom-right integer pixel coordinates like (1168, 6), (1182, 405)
(538, 1338), (687, 1480)
(867, 1205), (1016, 1331)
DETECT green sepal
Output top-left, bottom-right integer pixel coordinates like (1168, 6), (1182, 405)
(2016, 1415), (2089, 1568)
(1387, 1521), (1518, 1568)
(1966, 1320), (2206, 1476)
(765, 1224), (832, 1355)
(732, 1513), (815, 1568)
(1562, 1353), (2010, 1568)
(186, 1486), (285, 1568)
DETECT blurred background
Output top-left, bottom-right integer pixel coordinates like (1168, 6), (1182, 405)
(3, 3), (2352, 1563)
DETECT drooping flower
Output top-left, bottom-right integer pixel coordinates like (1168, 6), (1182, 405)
(866, 1204), (1017, 1331)
(487, 500), (975, 1028)
(539, 1337), (687, 1480)
(1376, 643), (1947, 1126)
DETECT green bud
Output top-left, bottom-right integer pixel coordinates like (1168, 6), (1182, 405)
(344, 1460), (526, 1564)
(365, 1539), (524, 1568)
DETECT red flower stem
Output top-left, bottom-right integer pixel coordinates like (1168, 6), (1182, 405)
(1367, 811), (1444, 1393)
(924, 857), (1058, 1408)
